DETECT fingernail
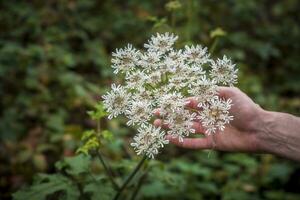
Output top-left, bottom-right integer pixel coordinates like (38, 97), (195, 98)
(184, 100), (191, 105)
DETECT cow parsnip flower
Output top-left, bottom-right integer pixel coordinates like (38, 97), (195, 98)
(131, 124), (169, 159)
(111, 44), (140, 74)
(188, 75), (218, 105)
(102, 84), (131, 119)
(139, 51), (162, 70)
(125, 70), (147, 89)
(184, 45), (211, 66)
(126, 100), (153, 126)
(167, 108), (197, 142)
(198, 97), (233, 134)
(103, 32), (238, 158)
(210, 55), (238, 86)
(164, 50), (185, 70)
(144, 32), (178, 54)
(157, 92), (185, 117)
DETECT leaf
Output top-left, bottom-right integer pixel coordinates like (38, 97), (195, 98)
(141, 181), (171, 197)
(84, 180), (114, 200)
(13, 174), (79, 200)
(55, 154), (91, 176)
(264, 163), (293, 184)
(77, 130), (100, 155)
(102, 130), (114, 141)
(87, 102), (107, 120)
(81, 130), (96, 141)
(197, 182), (218, 194)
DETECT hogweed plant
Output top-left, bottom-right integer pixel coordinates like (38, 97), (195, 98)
(103, 32), (238, 159)
(12, 32), (238, 200)
(100, 32), (238, 199)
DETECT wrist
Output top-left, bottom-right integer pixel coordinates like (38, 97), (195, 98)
(255, 110), (300, 160)
(255, 110), (278, 153)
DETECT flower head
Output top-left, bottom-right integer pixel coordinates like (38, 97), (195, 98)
(210, 55), (238, 86)
(198, 97), (233, 135)
(104, 33), (238, 158)
(102, 84), (131, 119)
(126, 100), (153, 126)
(139, 51), (162, 70)
(184, 45), (211, 66)
(111, 44), (140, 74)
(144, 32), (178, 54)
(167, 108), (197, 142)
(125, 70), (147, 89)
(188, 75), (217, 105)
(164, 50), (184, 71)
(131, 124), (169, 159)
(156, 92), (184, 116)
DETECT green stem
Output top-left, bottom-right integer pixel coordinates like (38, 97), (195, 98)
(145, 83), (156, 90)
(165, 73), (169, 84)
(113, 155), (147, 200)
(186, 0), (193, 41)
(171, 12), (176, 28)
(96, 151), (120, 190)
(209, 37), (219, 54)
(130, 171), (148, 200)
(94, 119), (119, 189)
(96, 119), (101, 134)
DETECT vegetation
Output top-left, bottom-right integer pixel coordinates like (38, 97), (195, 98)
(0, 0), (300, 199)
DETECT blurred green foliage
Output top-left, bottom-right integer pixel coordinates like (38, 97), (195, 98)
(1, 0), (300, 199)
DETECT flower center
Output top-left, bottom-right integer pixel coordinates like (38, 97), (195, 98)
(122, 56), (133, 64)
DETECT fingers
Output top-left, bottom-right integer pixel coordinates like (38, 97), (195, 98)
(185, 97), (199, 110)
(191, 121), (206, 134)
(153, 108), (161, 117)
(153, 119), (169, 129)
(166, 135), (211, 149)
(154, 119), (205, 134)
(153, 97), (201, 118)
(217, 86), (239, 99)
(154, 87), (237, 118)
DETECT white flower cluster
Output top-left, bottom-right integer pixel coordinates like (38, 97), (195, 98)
(103, 33), (238, 159)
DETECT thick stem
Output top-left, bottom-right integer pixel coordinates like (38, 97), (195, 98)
(113, 155), (147, 200)
(130, 171), (148, 200)
(96, 151), (120, 190)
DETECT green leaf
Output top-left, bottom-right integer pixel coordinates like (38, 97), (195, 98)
(87, 102), (107, 120)
(84, 180), (114, 200)
(77, 130), (100, 155)
(81, 130), (96, 141)
(142, 181), (171, 197)
(102, 130), (113, 141)
(13, 174), (79, 200)
(55, 154), (91, 176)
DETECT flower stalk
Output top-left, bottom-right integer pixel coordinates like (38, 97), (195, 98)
(95, 150), (120, 190)
(94, 119), (120, 190)
(130, 170), (148, 200)
(113, 155), (147, 200)
(209, 37), (219, 54)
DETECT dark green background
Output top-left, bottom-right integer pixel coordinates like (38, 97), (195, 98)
(1, 0), (300, 199)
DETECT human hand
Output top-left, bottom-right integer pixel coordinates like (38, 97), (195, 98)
(154, 87), (267, 153)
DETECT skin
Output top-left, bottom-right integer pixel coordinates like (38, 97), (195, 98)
(154, 87), (300, 161)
